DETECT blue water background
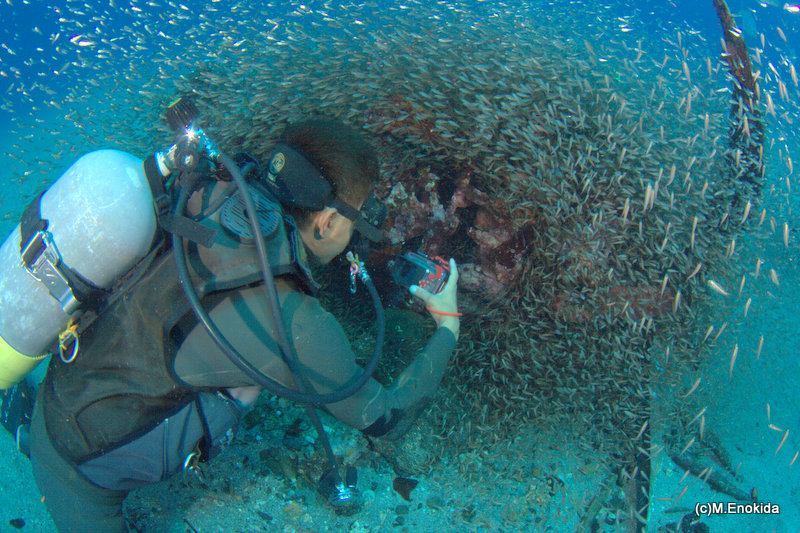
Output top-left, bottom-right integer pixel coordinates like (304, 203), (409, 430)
(2, 0), (797, 133)
(1, 0), (800, 530)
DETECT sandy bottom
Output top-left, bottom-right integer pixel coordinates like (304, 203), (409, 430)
(2, 383), (797, 532)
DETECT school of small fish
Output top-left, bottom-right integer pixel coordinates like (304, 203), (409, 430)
(0, 0), (797, 525)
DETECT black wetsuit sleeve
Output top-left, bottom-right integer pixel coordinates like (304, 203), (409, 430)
(359, 327), (456, 439)
(172, 282), (457, 440)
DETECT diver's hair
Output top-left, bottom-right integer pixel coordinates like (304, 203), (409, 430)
(281, 118), (379, 227)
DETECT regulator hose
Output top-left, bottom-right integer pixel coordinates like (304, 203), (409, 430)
(171, 154), (386, 406)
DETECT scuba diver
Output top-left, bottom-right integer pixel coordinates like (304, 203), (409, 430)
(0, 111), (460, 532)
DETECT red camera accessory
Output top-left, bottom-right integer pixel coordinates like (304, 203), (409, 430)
(391, 251), (451, 294)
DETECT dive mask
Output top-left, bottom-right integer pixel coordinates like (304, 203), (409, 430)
(263, 142), (385, 242)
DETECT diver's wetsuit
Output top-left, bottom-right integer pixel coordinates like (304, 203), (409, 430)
(30, 274), (456, 532)
(173, 279), (457, 437)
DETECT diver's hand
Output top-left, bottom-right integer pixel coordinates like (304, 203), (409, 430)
(410, 258), (460, 339)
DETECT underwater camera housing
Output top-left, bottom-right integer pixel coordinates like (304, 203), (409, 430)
(391, 251), (450, 294)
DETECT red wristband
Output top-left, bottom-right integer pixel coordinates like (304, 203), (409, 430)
(426, 305), (462, 317)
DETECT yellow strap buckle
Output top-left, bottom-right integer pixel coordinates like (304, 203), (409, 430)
(58, 319), (80, 364)
(183, 450), (200, 471)
(183, 441), (206, 483)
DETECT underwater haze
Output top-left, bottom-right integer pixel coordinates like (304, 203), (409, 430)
(1, 0), (800, 531)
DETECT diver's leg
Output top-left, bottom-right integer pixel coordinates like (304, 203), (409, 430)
(29, 395), (128, 533)
(0, 378), (35, 456)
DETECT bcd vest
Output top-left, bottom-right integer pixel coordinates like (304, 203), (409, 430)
(42, 182), (318, 465)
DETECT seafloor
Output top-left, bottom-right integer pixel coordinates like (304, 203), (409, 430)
(3, 368), (797, 533)
(2, 1), (800, 531)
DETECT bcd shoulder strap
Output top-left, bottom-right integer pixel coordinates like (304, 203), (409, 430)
(143, 155), (217, 248)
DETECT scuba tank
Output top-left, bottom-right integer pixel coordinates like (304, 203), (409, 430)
(0, 149), (157, 389)
(3, 97), (383, 513)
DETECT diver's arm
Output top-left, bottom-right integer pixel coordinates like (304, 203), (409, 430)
(172, 271), (459, 440)
(358, 325), (457, 440)
(302, 313), (456, 441)
(228, 282), (457, 440)
(359, 259), (460, 439)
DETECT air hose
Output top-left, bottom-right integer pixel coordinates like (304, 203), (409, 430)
(172, 154), (385, 405)
(172, 152), (384, 513)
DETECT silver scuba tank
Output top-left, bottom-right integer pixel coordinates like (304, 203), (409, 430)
(0, 149), (156, 388)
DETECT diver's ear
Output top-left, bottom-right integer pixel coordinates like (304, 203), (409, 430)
(314, 207), (338, 239)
